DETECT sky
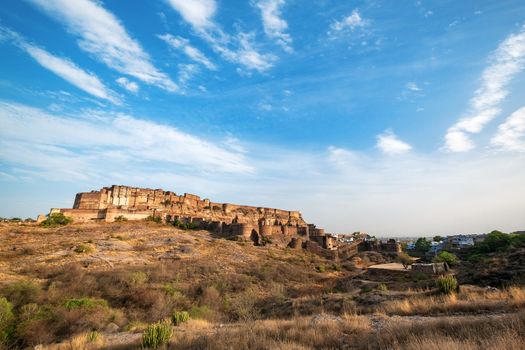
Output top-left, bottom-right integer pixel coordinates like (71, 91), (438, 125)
(1, 0), (525, 236)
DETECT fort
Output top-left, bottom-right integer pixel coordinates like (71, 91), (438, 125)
(48, 185), (400, 257)
(49, 185), (324, 245)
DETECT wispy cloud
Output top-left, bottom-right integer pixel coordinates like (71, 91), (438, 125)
(116, 77), (139, 93)
(376, 131), (412, 155)
(29, 0), (178, 92)
(0, 27), (119, 104)
(329, 9), (367, 35)
(177, 63), (199, 86)
(166, 0), (276, 72)
(444, 23), (525, 152)
(405, 82), (422, 92)
(254, 0), (292, 53)
(491, 106), (525, 152)
(158, 34), (216, 70)
(0, 101), (253, 176)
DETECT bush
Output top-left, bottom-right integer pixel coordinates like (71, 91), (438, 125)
(188, 305), (211, 320)
(141, 320), (173, 349)
(0, 297), (14, 345)
(315, 265), (326, 273)
(86, 330), (100, 342)
(376, 283), (388, 292)
(434, 251), (460, 266)
(397, 252), (413, 269)
(436, 275), (458, 294)
(114, 215), (128, 222)
(40, 213), (73, 227)
(172, 311), (190, 326)
(64, 298), (108, 310)
(74, 244), (94, 254)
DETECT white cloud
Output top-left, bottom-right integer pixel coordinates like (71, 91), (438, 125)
(221, 32), (277, 73)
(166, 0), (217, 30)
(444, 129), (474, 152)
(166, 0), (275, 72)
(116, 77), (139, 93)
(0, 101), (253, 175)
(177, 63), (199, 86)
(329, 9), (367, 34)
(491, 106), (525, 152)
(0, 27), (119, 104)
(405, 82), (421, 92)
(376, 131), (412, 155)
(445, 24), (525, 152)
(29, 0), (178, 92)
(158, 34), (216, 70)
(255, 0), (292, 52)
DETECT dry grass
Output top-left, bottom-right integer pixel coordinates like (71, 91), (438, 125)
(378, 285), (525, 316)
(40, 331), (105, 350)
(171, 314), (370, 350)
(373, 311), (525, 350)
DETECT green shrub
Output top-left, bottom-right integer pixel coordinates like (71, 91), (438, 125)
(436, 275), (458, 294)
(315, 265), (326, 273)
(74, 244), (94, 254)
(64, 298), (108, 310)
(188, 305), (211, 319)
(141, 320), (173, 349)
(40, 213), (73, 227)
(114, 215), (128, 222)
(332, 264), (342, 271)
(376, 283), (388, 292)
(0, 297), (14, 345)
(172, 311), (190, 326)
(434, 251), (460, 266)
(86, 330), (100, 342)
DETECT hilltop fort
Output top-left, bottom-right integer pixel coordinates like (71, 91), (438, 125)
(49, 185), (326, 246)
(48, 185), (401, 257)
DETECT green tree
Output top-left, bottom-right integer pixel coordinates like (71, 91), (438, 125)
(434, 251), (459, 266)
(397, 252), (414, 269)
(415, 237), (431, 252)
(433, 235), (443, 242)
(40, 213), (72, 227)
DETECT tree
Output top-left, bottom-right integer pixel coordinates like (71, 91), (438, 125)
(397, 252), (414, 269)
(433, 235), (443, 242)
(415, 237), (431, 252)
(434, 251), (459, 266)
(40, 213), (72, 227)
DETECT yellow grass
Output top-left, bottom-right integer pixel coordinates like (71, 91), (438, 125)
(379, 285), (525, 316)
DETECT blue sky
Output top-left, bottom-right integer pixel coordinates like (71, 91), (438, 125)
(1, 0), (525, 235)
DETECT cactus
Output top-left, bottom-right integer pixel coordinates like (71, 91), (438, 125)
(141, 320), (173, 349)
(436, 275), (458, 294)
(172, 311), (190, 326)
